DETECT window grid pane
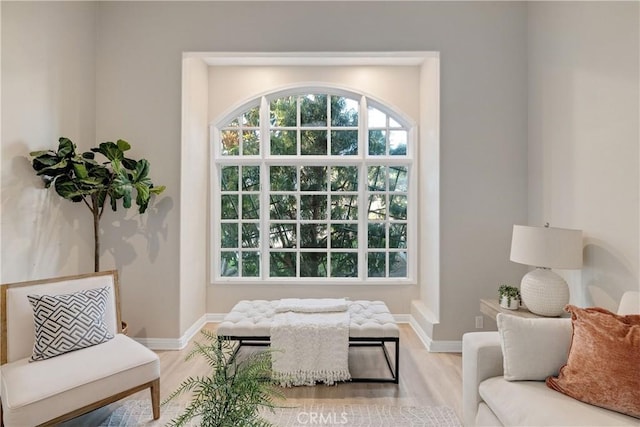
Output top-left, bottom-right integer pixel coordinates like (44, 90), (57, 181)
(365, 163), (409, 278)
(215, 92), (412, 282)
(220, 105), (261, 156)
(367, 106), (408, 157)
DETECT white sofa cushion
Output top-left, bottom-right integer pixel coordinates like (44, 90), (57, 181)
(475, 402), (502, 427)
(1, 334), (159, 426)
(479, 376), (639, 426)
(497, 313), (572, 381)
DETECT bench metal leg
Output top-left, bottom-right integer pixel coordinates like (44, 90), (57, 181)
(220, 336), (399, 384)
(348, 338), (399, 383)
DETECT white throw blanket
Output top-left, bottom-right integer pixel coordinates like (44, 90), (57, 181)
(275, 298), (349, 313)
(271, 311), (351, 386)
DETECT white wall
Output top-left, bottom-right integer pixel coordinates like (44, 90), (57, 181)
(3, 1), (528, 341)
(528, 2), (640, 311)
(180, 57), (209, 334)
(207, 66), (420, 124)
(1, 1), (97, 281)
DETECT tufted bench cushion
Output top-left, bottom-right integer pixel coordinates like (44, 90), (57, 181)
(217, 299), (399, 339)
(217, 299), (400, 383)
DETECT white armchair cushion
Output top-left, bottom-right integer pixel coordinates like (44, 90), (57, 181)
(28, 287), (113, 361)
(497, 313), (572, 381)
(1, 334), (159, 426)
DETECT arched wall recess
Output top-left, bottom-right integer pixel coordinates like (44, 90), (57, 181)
(181, 52), (441, 348)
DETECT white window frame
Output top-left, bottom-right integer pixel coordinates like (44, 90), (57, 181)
(211, 86), (417, 285)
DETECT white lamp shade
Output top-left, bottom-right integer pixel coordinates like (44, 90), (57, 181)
(510, 225), (583, 269)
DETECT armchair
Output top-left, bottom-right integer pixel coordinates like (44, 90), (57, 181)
(0, 271), (160, 426)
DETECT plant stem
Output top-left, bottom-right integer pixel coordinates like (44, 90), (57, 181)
(92, 194), (100, 272)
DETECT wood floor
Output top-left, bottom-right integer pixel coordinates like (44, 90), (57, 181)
(67, 323), (462, 425)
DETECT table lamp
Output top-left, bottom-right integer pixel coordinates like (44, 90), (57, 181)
(510, 224), (583, 316)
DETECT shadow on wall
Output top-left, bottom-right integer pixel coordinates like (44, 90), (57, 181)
(583, 240), (638, 312)
(100, 196), (172, 271)
(2, 144), (91, 280)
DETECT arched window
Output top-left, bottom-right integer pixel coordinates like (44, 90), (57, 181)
(212, 89), (415, 283)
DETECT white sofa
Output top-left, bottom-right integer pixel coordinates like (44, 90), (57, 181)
(462, 291), (640, 427)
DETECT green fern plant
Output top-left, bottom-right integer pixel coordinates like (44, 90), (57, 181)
(498, 284), (521, 307)
(163, 330), (284, 427)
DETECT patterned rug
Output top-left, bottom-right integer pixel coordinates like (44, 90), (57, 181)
(99, 400), (462, 426)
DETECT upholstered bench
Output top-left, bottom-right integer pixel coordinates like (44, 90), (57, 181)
(217, 300), (400, 383)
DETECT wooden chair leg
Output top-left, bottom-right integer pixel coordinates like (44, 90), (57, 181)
(150, 378), (160, 420)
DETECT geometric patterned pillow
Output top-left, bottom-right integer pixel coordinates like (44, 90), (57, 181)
(27, 286), (114, 362)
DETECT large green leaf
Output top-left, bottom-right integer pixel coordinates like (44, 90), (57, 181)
(150, 185), (166, 195)
(135, 183), (151, 213)
(92, 141), (124, 163)
(32, 154), (62, 172)
(36, 158), (69, 176)
(134, 159), (150, 181)
(122, 157), (137, 170)
(57, 137), (75, 158)
(72, 161), (89, 179)
(87, 163), (111, 179)
(122, 190), (132, 209)
(30, 150), (54, 158)
(109, 189), (118, 211)
(77, 177), (105, 187)
(117, 139), (131, 152)
(54, 175), (86, 202)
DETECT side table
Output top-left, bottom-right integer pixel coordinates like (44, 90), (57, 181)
(480, 298), (543, 321)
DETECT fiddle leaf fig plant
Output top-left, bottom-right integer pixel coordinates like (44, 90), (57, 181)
(30, 137), (166, 272)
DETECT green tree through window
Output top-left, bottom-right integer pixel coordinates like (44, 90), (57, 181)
(216, 91), (412, 281)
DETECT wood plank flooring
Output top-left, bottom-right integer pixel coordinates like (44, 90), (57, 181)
(66, 323), (462, 425)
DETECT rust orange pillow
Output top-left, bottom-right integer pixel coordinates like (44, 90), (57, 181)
(546, 305), (640, 418)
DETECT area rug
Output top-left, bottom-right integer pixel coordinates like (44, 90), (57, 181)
(99, 400), (461, 426)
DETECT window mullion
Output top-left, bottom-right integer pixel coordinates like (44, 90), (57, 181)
(260, 96), (270, 279)
(327, 93), (332, 156)
(296, 96), (301, 156)
(360, 96), (367, 159)
(211, 125), (220, 281)
(296, 165), (301, 278)
(358, 96), (368, 280)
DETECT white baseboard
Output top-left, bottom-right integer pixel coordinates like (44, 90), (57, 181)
(409, 316), (462, 353)
(134, 314), (207, 351)
(136, 312), (461, 353)
(393, 314), (411, 323)
(133, 337), (185, 350)
(206, 313), (226, 322)
(428, 340), (462, 353)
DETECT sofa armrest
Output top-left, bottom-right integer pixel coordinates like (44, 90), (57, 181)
(462, 332), (503, 427)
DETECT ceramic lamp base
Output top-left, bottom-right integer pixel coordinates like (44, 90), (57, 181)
(521, 268), (569, 317)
